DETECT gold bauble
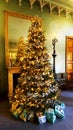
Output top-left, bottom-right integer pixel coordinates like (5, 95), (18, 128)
(34, 39), (36, 42)
(31, 88), (34, 91)
(31, 61), (35, 65)
(39, 27), (42, 31)
(31, 82), (34, 85)
(41, 104), (45, 109)
(37, 87), (41, 91)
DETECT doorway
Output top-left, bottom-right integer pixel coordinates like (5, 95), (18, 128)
(66, 36), (73, 80)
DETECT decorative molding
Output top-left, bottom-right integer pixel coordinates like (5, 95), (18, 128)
(39, 0), (48, 12)
(5, 0), (73, 18)
(49, 3), (57, 14)
(57, 6), (65, 16)
(29, 0), (37, 9)
(65, 9), (73, 17)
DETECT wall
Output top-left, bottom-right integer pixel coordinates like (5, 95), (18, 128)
(0, 0), (73, 95)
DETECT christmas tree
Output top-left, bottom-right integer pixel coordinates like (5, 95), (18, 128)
(10, 18), (65, 123)
(15, 36), (27, 66)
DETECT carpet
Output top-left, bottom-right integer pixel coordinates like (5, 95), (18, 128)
(0, 91), (73, 130)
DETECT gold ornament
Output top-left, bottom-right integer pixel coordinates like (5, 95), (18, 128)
(41, 104), (45, 109)
(31, 88), (34, 91)
(38, 27), (42, 31)
(31, 61), (35, 65)
(37, 86), (41, 91)
(34, 39), (36, 42)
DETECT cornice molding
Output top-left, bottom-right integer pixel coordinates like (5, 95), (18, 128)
(5, 0), (73, 18)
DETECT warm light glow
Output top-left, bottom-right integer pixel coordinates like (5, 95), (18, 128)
(12, 53), (16, 59)
(6, 0), (9, 3)
(9, 52), (12, 59)
(19, 0), (22, 6)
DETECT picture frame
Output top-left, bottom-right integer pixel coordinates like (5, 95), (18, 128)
(5, 11), (35, 68)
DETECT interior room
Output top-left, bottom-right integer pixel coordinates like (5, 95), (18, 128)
(0, 0), (73, 130)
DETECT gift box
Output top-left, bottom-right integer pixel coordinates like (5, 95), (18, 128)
(60, 103), (65, 109)
(36, 112), (46, 124)
(47, 115), (56, 124)
(55, 105), (65, 119)
(38, 115), (46, 124)
(55, 100), (65, 109)
(11, 105), (24, 119)
(45, 108), (56, 124)
(27, 110), (34, 123)
(19, 109), (27, 122)
(45, 108), (55, 117)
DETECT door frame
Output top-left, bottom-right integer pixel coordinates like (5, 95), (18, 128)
(65, 36), (73, 79)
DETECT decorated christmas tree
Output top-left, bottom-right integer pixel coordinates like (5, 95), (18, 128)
(16, 36), (27, 66)
(10, 17), (65, 124)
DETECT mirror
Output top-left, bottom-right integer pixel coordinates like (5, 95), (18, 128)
(5, 11), (36, 68)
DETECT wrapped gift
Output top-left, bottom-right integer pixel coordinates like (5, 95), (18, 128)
(55, 100), (65, 109)
(47, 115), (56, 124)
(60, 103), (65, 109)
(27, 110), (34, 123)
(55, 105), (65, 119)
(19, 109), (27, 122)
(38, 115), (46, 124)
(11, 105), (24, 119)
(11, 101), (19, 111)
(45, 108), (55, 117)
(36, 112), (46, 124)
(45, 108), (56, 124)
